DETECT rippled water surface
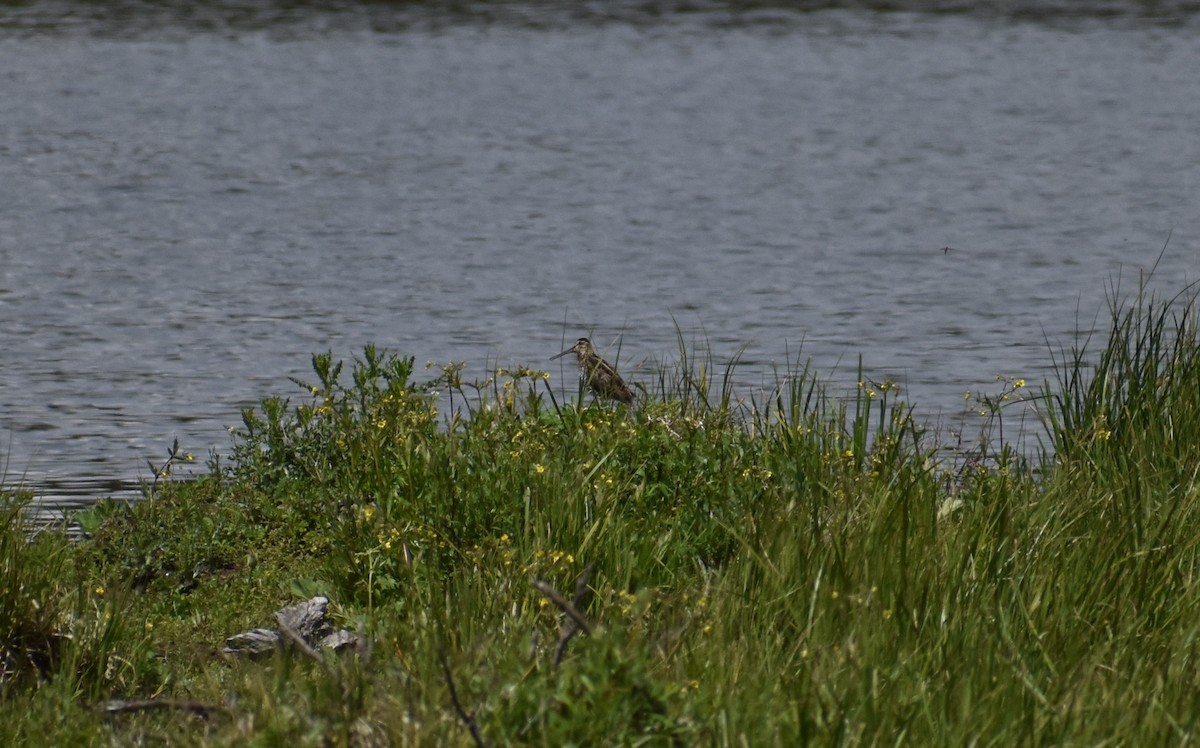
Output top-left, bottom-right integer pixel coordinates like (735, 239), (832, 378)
(2, 2), (1198, 504)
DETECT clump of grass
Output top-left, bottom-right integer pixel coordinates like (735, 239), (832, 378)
(1, 494), (158, 708)
(1, 494), (70, 692)
(1045, 277), (1200, 471)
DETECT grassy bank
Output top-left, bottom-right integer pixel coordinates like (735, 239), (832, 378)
(5, 285), (1200, 746)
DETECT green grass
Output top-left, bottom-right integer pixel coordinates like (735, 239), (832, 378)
(5, 285), (1200, 746)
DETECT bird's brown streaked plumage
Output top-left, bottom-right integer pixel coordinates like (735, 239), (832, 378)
(551, 337), (634, 405)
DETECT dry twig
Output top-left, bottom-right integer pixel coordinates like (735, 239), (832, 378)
(276, 617), (327, 666)
(533, 564), (596, 666)
(102, 699), (227, 720)
(440, 652), (487, 748)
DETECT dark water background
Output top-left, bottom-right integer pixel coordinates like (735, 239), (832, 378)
(2, 1), (1198, 509)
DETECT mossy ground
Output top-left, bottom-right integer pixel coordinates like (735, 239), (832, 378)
(5, 286), (1200, 745)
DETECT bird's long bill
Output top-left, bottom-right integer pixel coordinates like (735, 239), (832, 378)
(550, 347), (574, 361)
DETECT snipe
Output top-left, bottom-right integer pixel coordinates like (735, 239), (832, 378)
(551, 337), (634, 405)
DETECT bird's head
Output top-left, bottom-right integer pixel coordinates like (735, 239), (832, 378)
(551, 337), (593, 361)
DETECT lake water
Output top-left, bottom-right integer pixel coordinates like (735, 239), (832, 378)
(2, 2), (1199, 508)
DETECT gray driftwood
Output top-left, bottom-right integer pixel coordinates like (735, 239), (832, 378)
(223, 596), (358, 657)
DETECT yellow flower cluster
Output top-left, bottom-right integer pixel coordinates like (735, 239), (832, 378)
(857, 378), (899, 401)
(495, 366), (549, 380)
(374, 525), (402, 551)
(964, 374), (1031, 418)
(740, 465), (774, 481)
(508, 420), (554, 462)
(828, 585), (890, 620)
(536, 549), (574, 565)
(616, 589), (638, 617)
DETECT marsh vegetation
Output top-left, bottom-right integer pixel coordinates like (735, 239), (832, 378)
(4, 281), (1200, 745)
